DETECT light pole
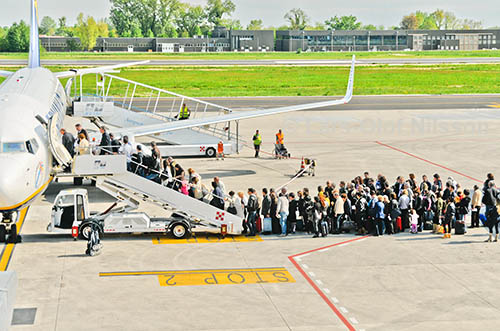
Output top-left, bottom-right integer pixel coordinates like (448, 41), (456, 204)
(331, 29), (334, 52)
(396, 31), (399, 50)
(302, 30), (305, 51)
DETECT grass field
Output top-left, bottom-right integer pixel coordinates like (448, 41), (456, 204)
(1, 64), (500, 96)
(1, 50), (500, 60)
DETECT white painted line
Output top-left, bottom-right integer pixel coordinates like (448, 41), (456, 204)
(300, 253), (310, 258)
(339, 307), (349, 313)
(349, 317), (359, 324)
(331, 297), (339, 303)
(323, 288), (331, 294)
(318, 248), (330, 253)
(316, 279), (323, 285)
(337, 243), (351, 247)
(302, 264), (309, 269)
(295, 257), (301, 262)
(308, 271), (316, 277)
(357, 238), (368, 243)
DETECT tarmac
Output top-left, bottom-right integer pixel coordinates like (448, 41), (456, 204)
(1, 57), (500, 67)
(5, 96), (500, 330)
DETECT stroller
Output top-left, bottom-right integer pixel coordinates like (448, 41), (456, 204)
(274, 144), (291, 159)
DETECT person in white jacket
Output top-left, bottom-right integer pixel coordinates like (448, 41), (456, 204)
(277, 188), (289, 237)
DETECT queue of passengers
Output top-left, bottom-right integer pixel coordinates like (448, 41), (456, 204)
(224, 172), (499, 242)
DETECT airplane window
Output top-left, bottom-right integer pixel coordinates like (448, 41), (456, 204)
(2, 142), (27, 153)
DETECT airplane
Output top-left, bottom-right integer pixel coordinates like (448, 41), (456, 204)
(0, 0), (355, 242)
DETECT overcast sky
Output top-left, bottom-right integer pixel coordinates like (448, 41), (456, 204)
(1, 0), (498, 29)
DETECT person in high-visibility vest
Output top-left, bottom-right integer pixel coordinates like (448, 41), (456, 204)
(178, 103), (190, 120)
(252, 129), (262, 158)
(217, 141), (225, 160)
(276, 129), (284, 147)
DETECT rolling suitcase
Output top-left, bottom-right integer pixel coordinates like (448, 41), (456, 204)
(262, 217), (272, 234)
(455, 221), (466, 235)
(296, 220), (304, 232)
(396, 217), (402, 232)
(256, 216), (262, 233)
(272, 218), (281, 234)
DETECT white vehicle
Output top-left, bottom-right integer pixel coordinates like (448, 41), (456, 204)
(0, 0), (355, 242)
(158, 143), (224, 158)
(49, 188), (192, 240)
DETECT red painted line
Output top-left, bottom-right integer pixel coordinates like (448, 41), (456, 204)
(288, 236), (369, 331)
(375, 141), (482, 184)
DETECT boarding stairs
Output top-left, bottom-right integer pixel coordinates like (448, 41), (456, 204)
(71, 154), (243, 235)
(71, 73), (244, 153)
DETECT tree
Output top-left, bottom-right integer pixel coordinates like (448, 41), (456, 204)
(176, 4), (205, 37)
(75, 13), (99, 51)
(247, 19), (263, 30)
(39, 16), (57, 35)
(362, 24), (377, 30)
(444, 11), (459, 29)
(400, 14), (419, 29)
(6, 21), (30, 52)
(325, 15), (361, 30)
(461, 19), (483, 29)
(110, 0), (180, 37)
(415, 11), (437, 29)
(96, 19), (110, 37)
(284, 8), (309, 30)
(205, 0), (236, 27)
(220, 18), (242, 30)
(0, 27), (9, 51)
(431, 9), (445, 29)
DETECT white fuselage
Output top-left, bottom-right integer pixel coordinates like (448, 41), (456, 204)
(0, 67), (66, 214)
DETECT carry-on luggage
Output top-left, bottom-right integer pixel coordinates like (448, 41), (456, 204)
(455, 221), (466, 235)
(296, 220), (304, 232)
(272, 217), (281, 234)
(256, 216), (262, 233)
(396, 216), (402, 232)
(424, 221), (433, 231)
(262, 217), (272, 234)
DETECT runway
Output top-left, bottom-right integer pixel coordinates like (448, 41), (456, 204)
(127, 94), (500, 112)
(1, 57), (500, 67)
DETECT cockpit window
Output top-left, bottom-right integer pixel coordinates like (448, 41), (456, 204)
(1, 142), (27, 153)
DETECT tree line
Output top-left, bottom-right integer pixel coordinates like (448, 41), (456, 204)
(0, 0), (489, 52)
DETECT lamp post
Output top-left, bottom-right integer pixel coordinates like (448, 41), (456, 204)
(396, 31), (399, 50)
(302, 30), (305, 51)
(331, 29), (334, 52)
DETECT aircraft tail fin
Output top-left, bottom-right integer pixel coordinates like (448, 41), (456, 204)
(28, 0), (40, 68)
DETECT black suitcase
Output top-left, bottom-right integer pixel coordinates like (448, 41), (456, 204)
(296, 220), (304, 232)
(272, 218), (281, 234)
(455, 221), (466, 235)
(424, 221), (433, 230)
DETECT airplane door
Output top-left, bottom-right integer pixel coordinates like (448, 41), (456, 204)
(47, 112), (73, 167)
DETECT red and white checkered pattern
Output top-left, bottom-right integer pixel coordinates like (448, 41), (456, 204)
(200, 146), (206, 152)
(215, 211), (225, 221)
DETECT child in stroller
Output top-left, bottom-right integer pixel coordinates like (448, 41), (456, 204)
(274, 143), (291, 159)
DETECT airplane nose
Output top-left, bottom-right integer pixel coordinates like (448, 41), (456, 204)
(0, 161), (29, 209)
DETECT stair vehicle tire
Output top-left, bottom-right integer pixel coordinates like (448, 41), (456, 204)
(205, 147), (216, 158)
(0, 225), (6, 243)
(171, 223), (189, 239)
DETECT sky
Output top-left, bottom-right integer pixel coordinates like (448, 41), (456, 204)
(0, 0), (498, 29)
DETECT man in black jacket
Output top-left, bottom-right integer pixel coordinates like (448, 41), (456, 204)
(246, 188), (259, 236)
(60, 128), (75, 157)
(98, 126), (111, 155)
(483, 180), (499, 242)
(288, 192), (298, 234)
(261, 188), (271, 219)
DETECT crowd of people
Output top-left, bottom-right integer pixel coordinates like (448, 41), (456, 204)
(60, 125), (500, 242)
(222, 172), (499, 242)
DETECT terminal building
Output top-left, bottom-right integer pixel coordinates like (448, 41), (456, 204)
(40, 28), (500, 53)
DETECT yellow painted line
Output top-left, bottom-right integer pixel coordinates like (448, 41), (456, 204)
(100, 267), (295, 287)
(152, 234), (263, 245)
(0, 207), (29, 271)
(487, 103), (500, 108)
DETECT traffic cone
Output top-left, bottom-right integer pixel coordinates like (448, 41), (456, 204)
(300, 158), (305, 170)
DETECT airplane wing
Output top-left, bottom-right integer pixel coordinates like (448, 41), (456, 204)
(0, 70), (13, 78)
(54, 60), (150, 79)
(116, 55), (356, 138)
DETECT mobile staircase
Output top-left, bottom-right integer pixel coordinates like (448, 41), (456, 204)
(70, 73), (244, 155)
(67, 154), (243, 235)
